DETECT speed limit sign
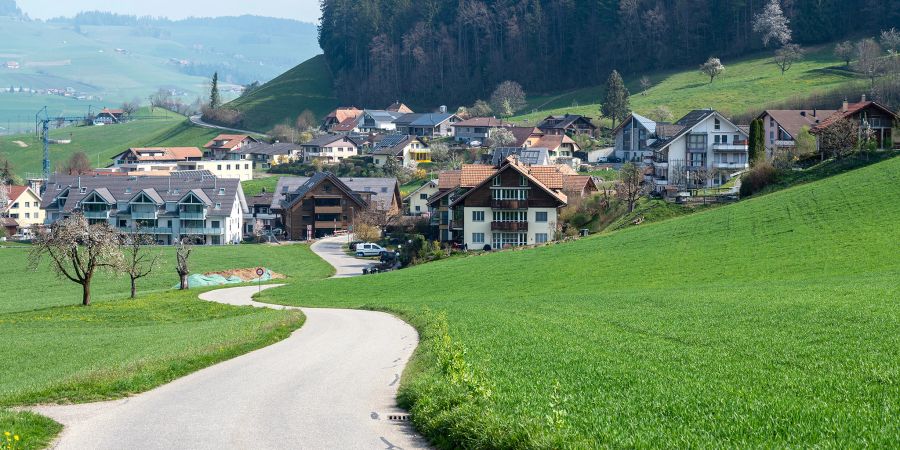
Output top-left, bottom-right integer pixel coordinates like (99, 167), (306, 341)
(256, 268), (265, 276)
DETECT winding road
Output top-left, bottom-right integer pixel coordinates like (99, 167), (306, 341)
(32, 237), (428, 449)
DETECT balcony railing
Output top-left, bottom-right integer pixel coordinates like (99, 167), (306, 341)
(130, 211), (158, 220)
(713, 162), (750, 170)
(314, 221), (345, 229)
(82, 210), (109, 219)
(121, 227), (172, 235)
(774, 139), (796, 147)
(179, 211), (206, 220)
(712, 143), (749, 151)
(314, 206), (343, 214)
(491, 221), (529, 232)
(180, 228), (223, 235)
(491, 199), (530, 209)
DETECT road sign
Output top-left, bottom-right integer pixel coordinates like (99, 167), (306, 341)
(256, 268), (265, 277)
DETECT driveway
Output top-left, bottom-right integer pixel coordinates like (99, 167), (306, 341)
(32, 245), (428, 449)
(311, 235), (376, 277)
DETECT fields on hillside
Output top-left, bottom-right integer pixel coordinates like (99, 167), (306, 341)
(226, 55), (336, 133)
(261, 157), (900, 447)
(511, 46), (861, 125)
(0, 109), (233, 176)
(0, 243), (333, 449)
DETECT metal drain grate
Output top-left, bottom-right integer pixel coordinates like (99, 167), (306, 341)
(387, 414), (411, 421)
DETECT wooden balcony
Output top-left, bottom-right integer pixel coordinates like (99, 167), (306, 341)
(315, 221), (345, 230)
(314, 206), (343, 214)
(491, 221), (529, 231)
(491, 199), (530, 209)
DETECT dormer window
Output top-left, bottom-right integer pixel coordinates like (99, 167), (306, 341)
(214, 202), (221, 210)
(80, 187), (86, 194)
(492, 176), (501, 187)
(218, 188), (225, 195)
(125, 187), (131, 194)
(714, 118), (721, 130)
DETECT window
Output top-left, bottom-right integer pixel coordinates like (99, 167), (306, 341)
(687, 134), (706, 151)
(721, 134), (728, 144)
(492, 210), (527, 222)
(472, 233), (485, 244)
(535, 233), (548, 244)
(211, 220), (220, 228)
(520, 175), (528, 186)
(734, 134), (740, 143)
(492, 232), (527, 248)
(226, 164), (231, 170)
(119, 219), (127, 227)
(25, 212), (30, 219)
(714, 135), (720, 144)
(492, 188), (528, 201)
(419, 193), (428, 200)
(214, 202), (222, 209)
(217, 165), (222, 170)
(714, 118), (721, 130)
(415, 205), (421, 212)
(218, 188), (225, 195)
(11, 202), (18, 208)
(24, 202), (29, 207)
(492, 176), (501, 187)
(472, 210), (485, 222)
(535, 211), (548, 222)
(245, 164), (250, 170)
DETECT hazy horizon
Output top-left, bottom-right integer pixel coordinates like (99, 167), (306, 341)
(15, 0), (321, 23)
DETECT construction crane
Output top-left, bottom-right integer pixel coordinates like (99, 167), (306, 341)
(34, 106), (89, 182)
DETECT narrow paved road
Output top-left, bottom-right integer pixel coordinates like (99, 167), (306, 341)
(311, 235), (375, 277)
(189, 114), (269, 137)
(32, 239), (428, 449)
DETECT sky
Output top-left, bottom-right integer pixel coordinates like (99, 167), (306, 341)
(16, 0), (322, 23)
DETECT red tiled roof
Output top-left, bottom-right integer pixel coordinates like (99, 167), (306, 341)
(527, 166), (564, 189)
(460, 164), (496, 187)
(6, 185), (28, 203)
(437, 170), (461, 190)
(326, 107), (363, 122)
(204, 134), (253, 150)
(332, 116), (360, 132)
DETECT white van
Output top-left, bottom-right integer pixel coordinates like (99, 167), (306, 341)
(355, 243), (387, 257)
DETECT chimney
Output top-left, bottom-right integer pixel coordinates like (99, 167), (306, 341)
(439, 105), (447, 113)
(861, 94), (866, 103)
(842, 99), (849, 112)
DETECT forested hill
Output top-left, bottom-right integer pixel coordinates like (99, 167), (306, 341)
(319, 0), (898, 107)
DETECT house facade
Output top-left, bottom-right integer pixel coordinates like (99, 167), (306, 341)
(613, 112), (658, 162)
(393, 113), (460, 137)
(243, 192), (277, 236)
(371, 135), (430, 168)
(358, 110), (404, 133)
(94, 108), (126, 125)
(810, 96), (898, 150)
(405, 179), (439, 215)
(451, 117), (509, 144)
(322, 107), (363, 132)
(273, 174), (401, 240)
(649, 109), (750, 191)
(301, 135), (360, 164)
(238, 142), (302, 169)
(536, 114), (597, 136)
(1, 185), (43, 235)
(110, 147), (203, 166)
(757, 109), (835, 158)
(507, 127), (581, 165)
(203, 134), (259, 160)
(41, 173), (248, 245)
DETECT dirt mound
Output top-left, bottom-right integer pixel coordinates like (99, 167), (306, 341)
(12, 141), (27, 148)
(204, 267), (285, 281)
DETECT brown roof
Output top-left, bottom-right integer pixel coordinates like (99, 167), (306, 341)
(810, 101), (897, 133)
(98, 108), (125, 115)
(437, 170), (461, 190)
(762, 110), (836, 139)
(332, 116), (360, 132)
(554, 164), (578, 175)
(655, 124), (685, 139)
(326, 107), (363, 122)
(527, 166), (564, 189)
(507, 126), (543, 147)
(531, 134), (577, 151)
(460, 164), (496, 187)
(562, 175), (597, 197)
(127, 147), (203, 161)
(451, 157), (567, 207)
(386, 102), (413, 114)
(204, 134), (253, 150)
(6, 185), (29, 203)
(452, 117), (509, 128)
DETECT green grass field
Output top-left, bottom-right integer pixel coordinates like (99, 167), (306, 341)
(259, 156), (900, 447)
(225, 55), (337, 132)
(0, 109), (237, 176)
(510, 45), (862, 125)
(0, 243), (333, 449)
(241, 175), (282, 197)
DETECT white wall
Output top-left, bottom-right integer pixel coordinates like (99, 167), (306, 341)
(462, 206), (492, 249)
(408, 184), (438, 215)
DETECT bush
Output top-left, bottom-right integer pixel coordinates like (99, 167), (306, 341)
(201, 106), (244, 128)
(739, 160), (778, 197)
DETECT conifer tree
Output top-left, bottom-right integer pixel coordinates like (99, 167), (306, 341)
(602, 70), (630, 129)
(209, 72), (221, 109)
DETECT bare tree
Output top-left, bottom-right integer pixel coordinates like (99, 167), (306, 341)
(175, 237), (194, 290)
(28, 214), (124, 306)
(855, 38), (884, 86)
(818, 118), (859, 159)
(753, 0), (792, 48)
(774, 43), (804, 75)
(63, 152), (93, 175)
(615, 162), (647, 212)
(121, 98), (141, 116)
(647, 105), (673, 123)
(121, 228), (161, 299)
(295, 109), (318, 130)
(469, 99), (493, 117)
(489, 81), (526, 117)
(487, 127), (516, 148)
(639, 76), (651, 95)
(699, 58), (725, 84)
(834, 41), (854, 68)
(881, 28), (900, 55)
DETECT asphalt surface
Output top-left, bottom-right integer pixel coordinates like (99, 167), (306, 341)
(32, 238), (428, 449)
(310, 235), (376, 277)
(189, 114), (269, 137)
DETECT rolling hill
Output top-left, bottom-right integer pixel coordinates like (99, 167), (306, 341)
(261, 155), (900, 447)
(224, 55), (337, 132)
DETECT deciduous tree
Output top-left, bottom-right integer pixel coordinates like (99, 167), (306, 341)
(489, 81), (526, 117)
(615, 162), (647, 213)
(774, 43), (804, 75)
(175, 237), (194, 290)
(819, 118), (859, 159)
(700, 58), (725, 84)
(64, 152), (92, 175)
(121, 228), (161, 299)
(469, 100), (493, 117)
(647, 105), (673, 123)
(834, 41), (854, 68)
(29, 214), (124, 306)
(753, 0), (792, 48)
(487, 127), (515, 148)
(639, 76), (651, 95)
(295, 110), (318, 130)
(855, 38), (884, 86)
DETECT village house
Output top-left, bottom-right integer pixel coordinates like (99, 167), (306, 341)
(93, 108), (127, 125)
(41, 172), (248, 245)
(393, 112), (460, 137)
(648, 109), (750, 192)
(244, 192), (277, 237)
(301, 135), (360, 164)
(536, 114), (597, 136)
(451, 117), (510, 144)
(487, 147), (551, 166)
(386, 102), (414, 113)
(756, 109), (835, 158)
(322, 107), (363, 132)
(236, 142), (303, 169)
(1, 185), (43, 236)
(612, 112), (661, 162)
(428, 157), (597, 248)
(810, 96), (897, 150)
(405, 179), (439, 216)
(110, 147), (204, 166)
(203, 134), (260, 160)
(357, 110), (405, 133)
(371, 135), (430, 168)
(507, 126), (581, 165)
(272, 174), (401, 240)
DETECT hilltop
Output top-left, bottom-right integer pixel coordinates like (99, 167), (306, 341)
(263, 155), (900, 447)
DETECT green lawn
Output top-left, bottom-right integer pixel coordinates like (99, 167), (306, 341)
(241, 175), (282, 197)
(510, 45), (862, 125)
(226, 55), (337, 132)
(0, 243), (333, 449)
(0, 109), (246, 177)
(259, 156), (900, 447)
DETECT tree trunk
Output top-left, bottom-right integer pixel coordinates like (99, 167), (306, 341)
(180, 273), (188, 290)
(130, 276), (137, 299)
(82, 281), (91, 306)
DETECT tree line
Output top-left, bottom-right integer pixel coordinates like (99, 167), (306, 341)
(319, 0), (898, 108)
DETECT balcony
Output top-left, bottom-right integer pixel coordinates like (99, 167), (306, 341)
(491, 199), (530, 209)
(82, 210), (109, 219)
(121, 227), (172, 235)
(491, 221), (529, 232)
(713, 143), (749, 152)
(179, 211), (206, 220)
(130, 211), (158, 220)
(314, 221), (345, 229)
(314, 206), (343, 214)
(180, 227), (223, 235)
(713, 162), (750, 170)
(774, 139), (796, 147)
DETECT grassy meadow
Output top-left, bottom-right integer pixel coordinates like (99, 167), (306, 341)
(511, 45), (861, 125)
(0, 243), (333, 449)
(258, 156), (900, 447)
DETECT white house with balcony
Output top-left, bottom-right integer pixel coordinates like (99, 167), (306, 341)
(40, 172), (247, 245)
(648, 109), (749, 191)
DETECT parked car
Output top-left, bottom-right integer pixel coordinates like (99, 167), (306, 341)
(356, 243), (387, 257)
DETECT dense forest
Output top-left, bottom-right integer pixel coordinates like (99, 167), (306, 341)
(319, 0), (899, 107)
